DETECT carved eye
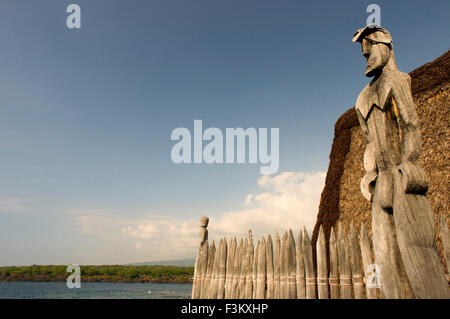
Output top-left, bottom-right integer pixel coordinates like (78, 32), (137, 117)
(361, 38), (372, 57)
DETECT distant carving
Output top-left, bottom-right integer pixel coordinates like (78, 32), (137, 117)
(353, 26), (449, 298)
(199, 216), (209, 246)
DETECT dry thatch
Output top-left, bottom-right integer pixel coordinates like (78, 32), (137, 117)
(311, 50), (450, 273)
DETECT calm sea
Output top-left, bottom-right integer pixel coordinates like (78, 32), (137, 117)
(0, 282), (192, 299)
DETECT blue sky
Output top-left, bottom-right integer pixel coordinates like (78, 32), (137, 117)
(0, 0), (449, 265)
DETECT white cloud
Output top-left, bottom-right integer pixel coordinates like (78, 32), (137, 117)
(0, 198), (29, 212)
(72, 209), (125, 240)
(72, 171), (326, 262)
(208, 171), (326, 239)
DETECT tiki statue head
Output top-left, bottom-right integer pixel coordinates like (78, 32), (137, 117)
(353, 26), (394, 77)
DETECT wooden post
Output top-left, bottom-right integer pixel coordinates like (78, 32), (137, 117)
(238, 239), (248, 298)
(360, 224), (377, 299)
(266, 234), (274, 299)
(209, 239), (221, 299)
(192, 252), (199, 299)
(256, 237), (267, 298)
(231, 238), (242, 299)
(192, 216), (209, 299)
(280, 231), (289, 298)
(303, 227), (317, 299)
(329, 226), (339, 299)
(349, 224), (364, 299)
(198, 241), (209, 299)
(316, 225), (329, 299)
(287, 230), (297, 299)
(225, 238), (235, 299)
(252, 240), (260, 299)
(337, 224), (352, 299)
(273, 232), (281, 299)
(296, 230), (306, 299)
(245, 234), (254, 299)
(204, 240), (216, 298)
(217, 238), (227, 299)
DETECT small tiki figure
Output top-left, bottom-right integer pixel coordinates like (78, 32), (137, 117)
(353, 26), (449, 298)
(199, 216), (209, 246)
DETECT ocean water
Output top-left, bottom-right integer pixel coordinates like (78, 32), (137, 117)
(0, 282), (192, 299)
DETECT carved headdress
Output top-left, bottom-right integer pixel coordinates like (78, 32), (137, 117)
(352, 25), (393, 46)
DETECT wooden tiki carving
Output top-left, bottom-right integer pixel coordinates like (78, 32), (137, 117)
(199, 216), (209, 246)
(353, 26), (449, 298)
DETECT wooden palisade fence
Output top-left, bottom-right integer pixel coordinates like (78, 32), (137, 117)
(192, 216), (450, 299)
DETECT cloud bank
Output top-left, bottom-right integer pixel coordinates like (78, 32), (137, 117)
(74, 171), (326, 262)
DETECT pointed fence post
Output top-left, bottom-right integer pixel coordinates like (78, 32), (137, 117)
(316, 226), (329, 299)
(217, 238), (227, 299)
(280, 231), (289, 298)
(225, 238), (236, 299)
(296, 230), (306, 299)
(193, 217), (209, 299)
(245, 234), (254, 299)
(256, 237), (267, 299)
(209, 239), (221, 299)
(204, 241), (216, 298)
(231, 238), (242, 299)
(329, 227), (340, 299)
(288, 230), (297, 298)
(252, 240), (260, 299)
(360, 224), (377, 299)
(238, 239), (248, 298)
(338, 224), (352, 299)
(266, 234), (274, 299)
(198, 241), (209, 299)
(349, 224), (364, 299)
(193, 254), (199, 299)
(303, 228), (317, 299)
(273, 232), (281, 299)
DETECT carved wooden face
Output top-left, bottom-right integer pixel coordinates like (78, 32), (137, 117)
(361, 38), (390, 77)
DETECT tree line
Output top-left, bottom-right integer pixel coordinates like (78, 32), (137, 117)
(0, 265), (194, 283)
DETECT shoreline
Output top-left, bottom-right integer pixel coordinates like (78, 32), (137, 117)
(0, 277), (193, 284)
(0, 265), (194, 285)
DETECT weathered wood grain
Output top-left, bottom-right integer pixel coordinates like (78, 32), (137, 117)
(354, 26), (450, 298)
(204, 241), (216, 298)
(337, 224), (352, 299)
(252, 240), (259, 299)
(266, 234), (274, 299)
(287, 230), (297, 299)
(280, 231), (289, 298)
(217, 238), (227, 299)
(256, 237), (267, 299)
(360, 224), (377, 299)
(225, 238), (235, 299)
(329, 227), (340, 299)
(316, 226), (329, 299)
(245, 236), (254, 299)
(231, 239), (242, 298)
(303, 228), (317, 299)
(238, 239), (248, 299)
(348, 224), (364, 299)
(273, 232), (281, 299)
(209, 239), (221, 298)
(296, 230), (306, 299)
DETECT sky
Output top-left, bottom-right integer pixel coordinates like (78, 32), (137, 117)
(0, 0), (449, 266)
